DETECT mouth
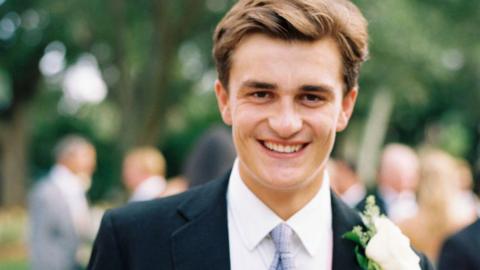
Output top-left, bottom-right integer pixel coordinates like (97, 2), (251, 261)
(260, 140), (307, 154)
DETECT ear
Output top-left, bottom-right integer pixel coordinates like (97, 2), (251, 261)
(214, 79), (232, 125)
(336, 87), (358, 132)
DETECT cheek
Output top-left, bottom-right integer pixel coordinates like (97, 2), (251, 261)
(231, 118), (253, 148)
(232, 104), (262, 134)
(306, 110), (339, 137)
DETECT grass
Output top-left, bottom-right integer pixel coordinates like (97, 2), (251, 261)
(0, 208), (28, 270)
(0, 260), (29, 270)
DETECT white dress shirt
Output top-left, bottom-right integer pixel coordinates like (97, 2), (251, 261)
(227, 159), (333, 270)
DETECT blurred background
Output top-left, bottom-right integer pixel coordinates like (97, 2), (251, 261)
(0, 0), (479, 268)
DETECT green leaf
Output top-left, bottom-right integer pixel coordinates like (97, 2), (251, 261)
(343, 226), (368, 247)
(367, 260), (382, 270)
(343, 231), (363, 246)
(354, 246), (370, 270)
(344, 196), (385, 269)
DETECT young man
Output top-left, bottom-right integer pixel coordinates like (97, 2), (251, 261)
(88, 1), (432, 269)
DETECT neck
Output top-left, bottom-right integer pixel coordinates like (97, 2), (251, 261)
(242, 173), (325, 220)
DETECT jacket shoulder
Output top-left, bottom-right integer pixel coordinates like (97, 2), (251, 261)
(438, 219), (480, 270)
(442, 218), (480, 252)
(453, 219), (480, 241)
(105, 177), (227, 234)
(108, 186), (199, 225)
(89, 177), (229, 269)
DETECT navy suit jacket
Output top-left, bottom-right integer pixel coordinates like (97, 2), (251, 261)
(438, 218), (480, 270)
(88, 173), (432, 270)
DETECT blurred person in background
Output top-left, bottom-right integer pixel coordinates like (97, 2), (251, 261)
(28, 135), (97, 270)
(122, 147), (167, 202)
(358, 143), (420, 222)
(161, 175), (190, 197)
(162, 125), (236, 196)
(329, 159), (365, 208)
(399, 148), (476, 263)
(437, 163), (480, 270)
(183, 125), (236, 188)
(454, 159), (479, 219)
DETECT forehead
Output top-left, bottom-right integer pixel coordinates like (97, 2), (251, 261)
(229, 33), (344, 91)
(79, 145), (96, 156)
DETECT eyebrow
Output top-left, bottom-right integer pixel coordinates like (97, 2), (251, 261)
(301, 84), (334, 93)
(242, 79), (334, 93)
(242, 80), (277, 90)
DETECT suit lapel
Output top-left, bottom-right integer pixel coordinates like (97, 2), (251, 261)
(170, 174), (365, 270)
(171, 174), (231, 270)
(331, 192), (364, 270)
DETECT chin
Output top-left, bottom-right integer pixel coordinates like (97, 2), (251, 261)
(260, 172), (307, 190)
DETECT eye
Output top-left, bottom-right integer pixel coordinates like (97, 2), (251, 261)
(299, 94), (324, 105)
(250, 91), (273, 101)
(252, 91), (271, 99)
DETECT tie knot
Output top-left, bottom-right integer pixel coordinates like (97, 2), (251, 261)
(270, 223), (293, 254)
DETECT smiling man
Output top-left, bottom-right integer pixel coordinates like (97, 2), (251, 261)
(88, 1), (432, 269)
(216, 33), (355, 222)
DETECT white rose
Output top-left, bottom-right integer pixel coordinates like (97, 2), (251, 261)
(365, 217), (420, 270)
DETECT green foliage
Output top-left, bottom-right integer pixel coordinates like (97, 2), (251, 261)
(27, 89), (121, 201)
(0, 0), (479, 202)
(161, 92), (224, 178)
(352, 0), (480, 160)
(344, 227), (366, 247)
(361, 196), (381, 235)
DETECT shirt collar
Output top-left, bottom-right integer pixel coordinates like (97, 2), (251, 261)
(227, 158), (332, 256)
(227, 159), (282, 251)
(287, 171), (332, 256)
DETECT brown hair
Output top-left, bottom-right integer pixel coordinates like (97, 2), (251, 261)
(213, 0), (369, 92)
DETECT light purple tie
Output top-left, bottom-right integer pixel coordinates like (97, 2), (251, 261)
(269, 223), (295, 270)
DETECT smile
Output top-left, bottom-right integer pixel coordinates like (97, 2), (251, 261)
(262, 141), (305, 153)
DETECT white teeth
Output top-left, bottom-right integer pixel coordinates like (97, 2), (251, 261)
(264, 142), (302, 153)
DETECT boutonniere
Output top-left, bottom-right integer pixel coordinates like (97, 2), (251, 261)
(343, 196), (421, 270)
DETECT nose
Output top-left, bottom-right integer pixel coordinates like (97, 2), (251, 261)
(268, 100), (303, 138)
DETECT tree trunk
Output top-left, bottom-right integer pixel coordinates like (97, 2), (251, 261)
(137, 0), (206, 146)
(356, 89), (394, 188)
(106, 0), (207, 148)
(0, 106), (28, 206)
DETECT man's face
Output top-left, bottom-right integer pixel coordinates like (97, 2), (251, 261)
(380, 153), (419, 193)
(68, 145), (96, 177)
(215, 34), (357, 197)
(122, 157), (147, 191)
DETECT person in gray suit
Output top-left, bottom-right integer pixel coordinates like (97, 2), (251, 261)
(29, 135), (97, 270)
